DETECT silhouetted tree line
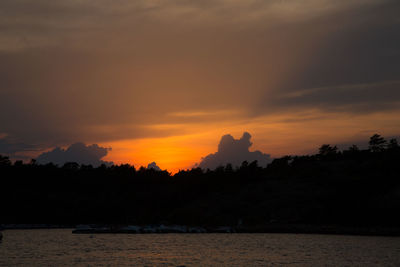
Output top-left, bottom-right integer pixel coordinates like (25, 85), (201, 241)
(1, 134), (400, 228)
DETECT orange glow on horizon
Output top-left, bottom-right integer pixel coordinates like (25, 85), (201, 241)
(101, 111), (400, 173)
(102, 133), (216, 174)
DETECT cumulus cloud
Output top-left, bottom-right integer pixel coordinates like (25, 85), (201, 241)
(36, 142), (112, 167)
(147, 162), (162, 171)
(198, 132), (272, 170)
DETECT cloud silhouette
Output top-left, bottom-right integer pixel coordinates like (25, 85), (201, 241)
(0, 136), (37, 156)
(147, 162), (162, 171)
(198, 132), (272, 170)
(36, 142), (112, 167)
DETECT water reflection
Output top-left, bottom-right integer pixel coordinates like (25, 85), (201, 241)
(1, 230), (400, 266)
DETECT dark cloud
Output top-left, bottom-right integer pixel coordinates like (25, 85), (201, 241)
(253, 0), (400, 116)
(269, 81), (400, 114)
(198, 132), (272, 170)
(0, 135), (38, 156)
(147, 162), (162, 171)
(36, 142), (112, 166)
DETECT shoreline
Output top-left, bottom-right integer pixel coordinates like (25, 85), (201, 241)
(3, 224), (400, 237)
(72, 227), (400, 237)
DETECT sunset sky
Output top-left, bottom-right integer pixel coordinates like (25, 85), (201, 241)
(1, 0), (400, 172)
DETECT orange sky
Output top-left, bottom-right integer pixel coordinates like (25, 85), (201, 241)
(0, 1), (399, 169)
(102, 111), (400, 173)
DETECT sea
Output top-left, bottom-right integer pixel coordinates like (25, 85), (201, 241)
(1, 229), (399, 266)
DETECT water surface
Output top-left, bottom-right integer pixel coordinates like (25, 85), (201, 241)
(1, 229), (399, 266)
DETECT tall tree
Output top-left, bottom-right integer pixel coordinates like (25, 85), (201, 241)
(369, 134), (387, 152)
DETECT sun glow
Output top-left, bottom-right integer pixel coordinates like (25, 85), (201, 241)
(103, 133), (215, 174)
(101, 110), (400, 173)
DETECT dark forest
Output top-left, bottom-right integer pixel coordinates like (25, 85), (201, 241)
(1, 134), (400, 234)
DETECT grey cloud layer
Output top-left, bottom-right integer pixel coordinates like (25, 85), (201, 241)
(0, 0), (399, 153)
(268, 81), (400, 114)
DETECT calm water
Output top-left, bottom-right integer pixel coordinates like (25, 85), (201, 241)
(1, 229), (400, 266)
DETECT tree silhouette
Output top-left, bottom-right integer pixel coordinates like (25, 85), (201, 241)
(0, 155), (11, 166)
(369, 134), (387, 152)
(318, 144), (338, 156)
(225, 163), (233, 173)
(239, 160), (249, 170)
(63, 162), (80, 170)
(1, 133), (400, 230)
(348, 145), (359, 152)
(388, 138), (399, 150)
